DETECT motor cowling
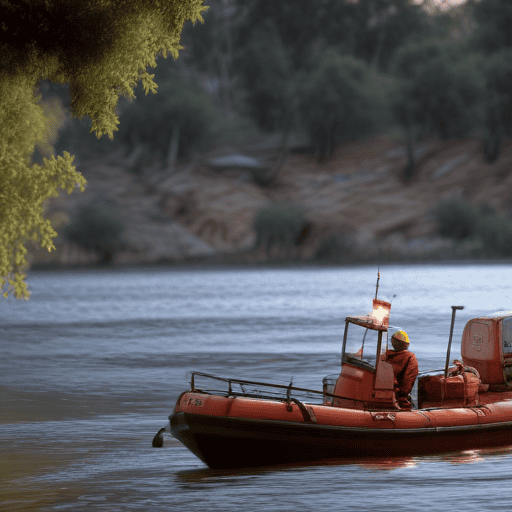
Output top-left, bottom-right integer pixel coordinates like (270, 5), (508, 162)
(462, 314), (512, 386)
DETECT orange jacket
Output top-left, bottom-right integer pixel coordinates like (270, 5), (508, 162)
(385, 349), (419, 398)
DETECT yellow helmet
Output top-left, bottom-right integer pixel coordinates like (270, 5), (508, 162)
(392, 330), (409, 344)
(391, 330), (410, 351)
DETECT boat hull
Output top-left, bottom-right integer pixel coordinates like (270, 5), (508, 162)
(170, 409), (512, 469)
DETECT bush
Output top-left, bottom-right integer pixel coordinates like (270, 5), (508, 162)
(477, 215), (512, 256)
(315, 235), (349, 261)
(435, 198), (481, 241)
(435, 198), (512, 257)
(63, 201), (125, 264)
(253, 202), (305, 259)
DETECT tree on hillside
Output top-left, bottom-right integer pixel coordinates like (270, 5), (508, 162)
(231, 0), (430, 73)
(465, 0), (512, 162)
(180, 0), (240, 115)
(479, 50), (512, 162)
(340, 0), (431, 71)
(296, 49), (379, 162)
(469, 0), (512, 54)
(235, 19), (294, 134)
(390, 39), (482, 180)
(116, 77), (218, 170)
(222, 0), (429, 167)
(0, 0), (208, 299)
(57, 74), (218, 170)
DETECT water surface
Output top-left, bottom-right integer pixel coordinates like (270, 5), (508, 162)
(2, 264), (512, 510)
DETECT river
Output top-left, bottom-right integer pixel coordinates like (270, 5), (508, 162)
(2, 263), (512, 510)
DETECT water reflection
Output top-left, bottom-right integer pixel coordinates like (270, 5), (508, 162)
(175, 444), (512, 486)
(441, 445), (512, 465)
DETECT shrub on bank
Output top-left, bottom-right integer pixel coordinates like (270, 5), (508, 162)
(477, 215), (512, 256)
(315, 235), (350, 261)
(63, 201), (125, 264)
(435, 198), (512, 256)
(253, 202), (305, 259)
(435, 198), (480, 240)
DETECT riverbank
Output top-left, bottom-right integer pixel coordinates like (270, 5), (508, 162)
(30, 251), (512, 273)
(31, 134), (512, 269)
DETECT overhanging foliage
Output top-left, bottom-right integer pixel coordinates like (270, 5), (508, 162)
(0, 0), (208, 299)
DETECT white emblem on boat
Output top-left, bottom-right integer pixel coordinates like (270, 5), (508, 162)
(471, 335), (483, 351)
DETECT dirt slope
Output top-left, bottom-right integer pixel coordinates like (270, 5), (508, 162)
(33, 135), (512, 266)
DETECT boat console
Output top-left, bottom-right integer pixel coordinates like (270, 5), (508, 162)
(332, 303), (398, 410)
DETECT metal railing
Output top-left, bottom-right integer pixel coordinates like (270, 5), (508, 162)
(189, 371), (367, 407)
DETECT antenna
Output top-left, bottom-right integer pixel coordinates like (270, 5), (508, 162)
(375, 263), (380, 300)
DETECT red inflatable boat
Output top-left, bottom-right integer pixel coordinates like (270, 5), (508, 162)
(154, 297), (512, 469)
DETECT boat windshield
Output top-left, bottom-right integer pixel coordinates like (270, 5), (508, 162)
(343, 322), (386, 370)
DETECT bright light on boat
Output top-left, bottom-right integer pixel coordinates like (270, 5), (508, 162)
(372, 299), (391, 326)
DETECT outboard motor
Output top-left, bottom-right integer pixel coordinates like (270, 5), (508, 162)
(462, 313), (512, 387)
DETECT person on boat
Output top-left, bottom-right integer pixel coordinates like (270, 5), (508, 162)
(385, 330), (419, 410)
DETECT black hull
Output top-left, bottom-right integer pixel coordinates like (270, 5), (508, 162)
(170, 412), (512, 469)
